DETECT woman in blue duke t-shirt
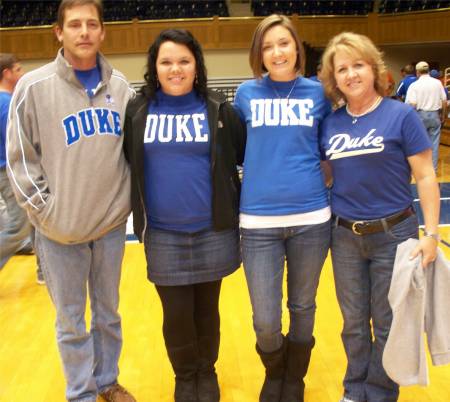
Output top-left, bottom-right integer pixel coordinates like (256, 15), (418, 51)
(234, 15), (331, 402)
(124, 29), (245, 402)
(320, 32), (440, 402)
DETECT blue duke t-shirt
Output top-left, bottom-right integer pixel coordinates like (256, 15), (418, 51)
(234, 75), (331, 215)
(143, 90), (212, 232)
(320, 98), (431, 220)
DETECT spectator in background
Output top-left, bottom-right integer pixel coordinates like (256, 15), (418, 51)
(309, 62), (322, 82)
(396, 63), (416, 101)
(406, 61), (447, 172)
(0, 53), (33, 270)
(430, 69), (449, 99)
(385, 70), (396, 97)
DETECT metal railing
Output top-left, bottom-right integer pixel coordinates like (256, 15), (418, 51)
(445, 67), (450, 90)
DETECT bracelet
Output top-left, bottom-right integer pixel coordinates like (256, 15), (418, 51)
(423, 230), (440, 242)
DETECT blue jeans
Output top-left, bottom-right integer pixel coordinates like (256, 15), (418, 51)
(0, 168), (32, 269)
(418, 110), (441, 172)
(331, 214), (419, 402)
(241, 221), (330, 352)
(35, 225), (126, 402)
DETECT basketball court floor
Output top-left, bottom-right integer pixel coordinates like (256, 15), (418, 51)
(1, 147), (449, 402)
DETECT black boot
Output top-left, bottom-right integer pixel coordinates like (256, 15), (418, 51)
(197, 334), (220, 402)
(280, 337), (315, 402)
(256, 338), (287, 402)
(166, 343), (199, 402)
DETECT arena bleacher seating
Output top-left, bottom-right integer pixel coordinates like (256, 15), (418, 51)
(1, 1), (59, 27)
(251, 1), (374, 16)
(378, 0), (450, 13)
(250, 0), (450, 16)
(0, 0), (229, 27)
(1, 0), (450, 27)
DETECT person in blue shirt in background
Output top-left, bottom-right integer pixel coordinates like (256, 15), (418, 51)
(234, 14), (331, 402)
(430, 68), (449, 99)
(395, 63), (417, 101)
(309, 62), (322, 82)
(124, 29), (245, 402)
(320, 32), (440, 402)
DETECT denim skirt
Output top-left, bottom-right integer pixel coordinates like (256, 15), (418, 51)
(144, 227), (241, 286)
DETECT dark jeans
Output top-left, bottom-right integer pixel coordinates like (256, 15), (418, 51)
(241, 220), (331, 352)
(155, 280), (222, 348)
(331, 214), (419, 402)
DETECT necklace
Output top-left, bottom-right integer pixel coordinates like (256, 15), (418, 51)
(346, 95), (383, 124)
(269, 77), (298, 100)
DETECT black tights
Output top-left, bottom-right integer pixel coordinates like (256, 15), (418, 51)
(155, 280), (222, 348)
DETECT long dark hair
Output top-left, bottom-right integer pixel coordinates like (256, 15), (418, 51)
(142, 29), (208, 101)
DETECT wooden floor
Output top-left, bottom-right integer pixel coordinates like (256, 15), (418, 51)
(1, 242), (450, 402)
(1, 145), (450, 402)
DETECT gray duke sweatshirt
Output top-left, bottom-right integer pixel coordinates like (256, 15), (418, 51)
(7, 49), (135, 244)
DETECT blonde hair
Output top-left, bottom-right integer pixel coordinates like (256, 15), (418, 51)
(249, 14), (305, 79)
(321, 32), (388, 105)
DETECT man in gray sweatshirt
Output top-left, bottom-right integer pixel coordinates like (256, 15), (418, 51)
(6, 1), (136, 401)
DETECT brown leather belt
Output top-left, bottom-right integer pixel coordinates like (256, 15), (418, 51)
(334, 207), (414, 235)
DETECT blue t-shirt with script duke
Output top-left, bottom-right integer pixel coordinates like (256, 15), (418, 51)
(234, 75), (331, 215)
(320, 98), (431, 220)
(75, 65), (101, 98)
(143, 90), (212, 232)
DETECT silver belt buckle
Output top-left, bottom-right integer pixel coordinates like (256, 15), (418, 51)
(352, 221), (364, 235)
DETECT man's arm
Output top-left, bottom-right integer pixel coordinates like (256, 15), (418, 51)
(6, 79), (51, 215)
(408, 149), (440, 268)
(396, 81), (405, 99)
(404, 86), (417, 108)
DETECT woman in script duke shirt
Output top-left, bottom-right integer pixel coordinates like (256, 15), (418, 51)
(320, 32), (440, 402)
(233, 14), (331, 402)
(124, 29), (245, 402)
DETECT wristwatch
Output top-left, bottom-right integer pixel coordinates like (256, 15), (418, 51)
(423, 230), (440, 242)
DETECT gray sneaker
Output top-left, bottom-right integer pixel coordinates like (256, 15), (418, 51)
(339, 398), (357, 402)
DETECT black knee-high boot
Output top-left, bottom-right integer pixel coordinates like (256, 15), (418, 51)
(256, 338), (287, 402)
(280, 337), (315, 402)
(166, 343), (199, 402)
(197, 334), (220, 402)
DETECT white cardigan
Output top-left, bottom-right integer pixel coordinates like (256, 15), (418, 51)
(382, 238), (450, 386)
